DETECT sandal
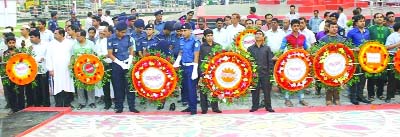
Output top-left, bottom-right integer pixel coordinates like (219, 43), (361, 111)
(326, 101), (333, 106)
(285, 100), (294, 107)
(379, 96), (385, 100)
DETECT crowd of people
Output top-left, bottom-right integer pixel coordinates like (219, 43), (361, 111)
(0, 5), (400, 115)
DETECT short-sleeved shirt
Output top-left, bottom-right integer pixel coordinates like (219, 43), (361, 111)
(72, 39), (95, 55)
(172, 35), (182, 57)
(107, 34), (134, 60)
(155, 21), (166, 33)
(368, 25), (391, 44)
(137, 36), (160, 52)
(347, 28), (370, 47)
(280, 33), (308, 50)
(319, 35), (346, 43)
(385, 32), (400, 54)
(48, 19), (58, 33)
(131, 30), (146, 51)
(69, 18), (81, 28)
(180, 35), (200, 63)
(248, 44), (273, 77)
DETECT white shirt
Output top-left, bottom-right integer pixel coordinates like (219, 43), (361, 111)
(226, 24), (245, 49)
(286, 12), (300, 21)
(265, 29), (286, 53)
(40, 29), (54, 43)
(338, 13), (347, 29)
(103, 15), (114, 26)
(32, 41), (48, 74)
(95, 37), (108, 56)
(319, 20), (326, 32)
(213, 28), (228, 47)
(16, 36), (32, 49)
(386, 32), (400, 53)
(85, 17), (93, 31)
(46, 38), (75, 94)
(299, 28), (316, 46)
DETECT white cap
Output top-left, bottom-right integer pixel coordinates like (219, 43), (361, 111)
(98, 26), (106, 32)
(241, 16), (247, 20)
(1, 28), (11, 33)
(21, 25), (31, 29)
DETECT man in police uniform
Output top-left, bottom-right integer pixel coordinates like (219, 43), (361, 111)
(154, 10), (165, 33)
(107, 22), (139, 113)
(186, 11), (196, 30)
(126, 16), (137, 36)
(48, 11), (59, 33)
(137, 24), (160, 57)
(69, 11), (81, 29)
(173, 23), (201, 115)
(157, 21), (176, 42)
(131, 19), (146, 57)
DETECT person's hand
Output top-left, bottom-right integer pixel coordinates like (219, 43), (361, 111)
(173, 55), (182, 68)
(191, 63), (198, 80)
(49, 71), (54, 77)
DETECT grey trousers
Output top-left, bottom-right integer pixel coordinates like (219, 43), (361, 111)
(77, 88), (95, 105)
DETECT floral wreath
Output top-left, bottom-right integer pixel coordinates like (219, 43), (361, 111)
(234, 28), (257, 51)
(5, 53), (38, 85)
(313, 43), (356, 87)
(70, 54), (107, 91)
(358, 41), (389, 76)
(392, 50), (400, 79)
(130, 51), (178, 101)
(274, 49), (313, 92)
(201, 45), (257, 103)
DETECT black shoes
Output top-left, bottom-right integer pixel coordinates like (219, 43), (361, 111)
(385, 98), (391, 103)
(104, 105), (111, 110)
(130, 108), (140, 113)
(359, 98), (371, 104)
(266, 108), (275, 112)
(190, 111), (197, 115)
(77, 104), (85, 110)
(115, 109), (123, 113)
(89, 103), (96, 108)
(212, 109), (222, 113)
(169, 103), (176, 111)
(181, 108), (190, 112)
(157, 103), (164, 110)
(201, 110), (207, 114)
(249, 108), (258, 112)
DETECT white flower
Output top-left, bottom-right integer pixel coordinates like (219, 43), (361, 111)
(222, 56), (230, 61)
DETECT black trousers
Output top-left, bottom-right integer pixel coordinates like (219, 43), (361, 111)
(387, 70), (400, 99)
(24, 84), (34, 107)
(103, 64), (112, 107)
(251, 77), (272, 109)
(5, 83), (25, 112)
(350, 73), (367, 102)
(54, 91), (74, 107)
(367, 77), (385, 98)
(31, 73), (50, 107)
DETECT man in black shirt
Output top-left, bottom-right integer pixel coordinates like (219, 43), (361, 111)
(197, 29), (222, 114)
(247, 30), (275, 112)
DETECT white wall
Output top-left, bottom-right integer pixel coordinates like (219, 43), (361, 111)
(0, 0), (17, 27)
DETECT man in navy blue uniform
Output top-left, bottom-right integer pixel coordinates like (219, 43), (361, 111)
(48, 11), (59, 32)
(173, 23), (201, 115)
(131, 19), (146, 56)
(107, 22), (139, 113)
(137, 24), (160, 57)
(186, 11), (196, 30)
(154, 10), (165, 33)
(69, 11), (81, 29)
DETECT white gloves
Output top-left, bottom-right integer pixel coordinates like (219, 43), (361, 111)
(126, 55), (133, 68)
(103, 58), (112, 64)
(191, 63), (198, 80)
(114, 59), (128, 70)
(173, 55), (182, 68)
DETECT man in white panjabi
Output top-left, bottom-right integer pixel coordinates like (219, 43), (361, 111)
(46, 28), (75, 107)
(226, 13), (245, 49)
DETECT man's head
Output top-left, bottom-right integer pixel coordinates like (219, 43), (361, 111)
(127, 16), (137, 27)
(134, 19), (145, 32)
(51, 11), (58, 19)
(197, 17), (206, 30)
(373, 13), (385, 25)
(92, 16), (101, 27)
(328, 22), (339, 35)
(271, 18), (279, 30)
(76, 30), (87, 43)
(37, 19), (46, 30)
(88, 27), (96, 38)
(338, 6), (344, 13)
(356, 7), (362, 14)
(324, 20), (332, 32)
(54, 27), (65, 41)
(224, 16), (232, 26)
(250, 7), (256, 14)
(323, 12), (331, 19)
(203, 29), (213, 43)
(245, 19), (254, 28)
(298, 17), (307, 30)
(180, 23), (192, 38)
(313, 10), (319, 17)
(231, 13), (240, 25)
(70, 11), (76, 19)
(255, 29), (265, 42)
(216, 18), (224, 29)
(67, 25), (79, 37)
(187, 11), (194, 20)
(154, 10), (163, 22)
(130, 8), (136, 15)
(289, 5), (296, 13)
(163, 21), (175, 35)
(105, 10), (111, 16)
(329, 13), (339, 23)
(115, 22), (127, 38)
(29, 30), (41, 44)
(145, 24), (155, 37)
(103, 26), (114, 37)
(20, 25), (30, 37)
(354, 15), (366, 29)
(97, 9), (103, 16)
(5, 36), (16, 48)
(265, 13), (273, 24)
(283, 18), (290, 29)
(255, 19), (263, 28)
(393, 22), (400, 32)
(291, 19), (300, 32)
(174, 22), (182, 36)
(386, 11), (395, 22)
(352, 8), (360, 16)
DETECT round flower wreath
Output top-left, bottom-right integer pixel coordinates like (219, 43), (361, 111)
(72, 54), (105, 85)
(394, 50), (400, 74)
(358, 41), (389, 74)
(313, 43), (356, 87)
(274, 49), (313, 92)
(5, 53), (38, 85)
(234, 28), (257, 51)
(131, 53), (178, 101)
(201, 45), (257, 103)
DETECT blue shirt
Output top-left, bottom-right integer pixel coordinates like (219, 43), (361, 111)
(69, 19), (81, 28)
(107, 34), (134, 60)
(347, 28), (370, 47)
(157, 32), (176, 42)
(308, 17), (322, 33)
(127, 26), (135, 36)
(189, 21), (196, 30)
(151, 40), (172, 55)
(155, 21), (165, 33)
(180, 35), (201, 63)
(131, 30), (146, 51)
(48, 19), (58, 33)
(137, 36), (160, 52)
(172, 35), (182, 57)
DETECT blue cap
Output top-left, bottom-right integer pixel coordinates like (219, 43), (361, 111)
(118, 16), (126, 21)
(134, 19), (145, 28)
(174, 22), (182, 30)
(154, 10), (163, 16)
(128, 15), (136, 21)
(115, 21), (128, 31)
(145, 24), (154, 29)
(164, 21), (175, 31)
(179, 15), (187, 20)
(329, 13), (340, 19)
(120, 12), (126, 17)
(180, 23), (191, 30)
(156, 40), (171, 53)
(70, 11), (76, 15)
